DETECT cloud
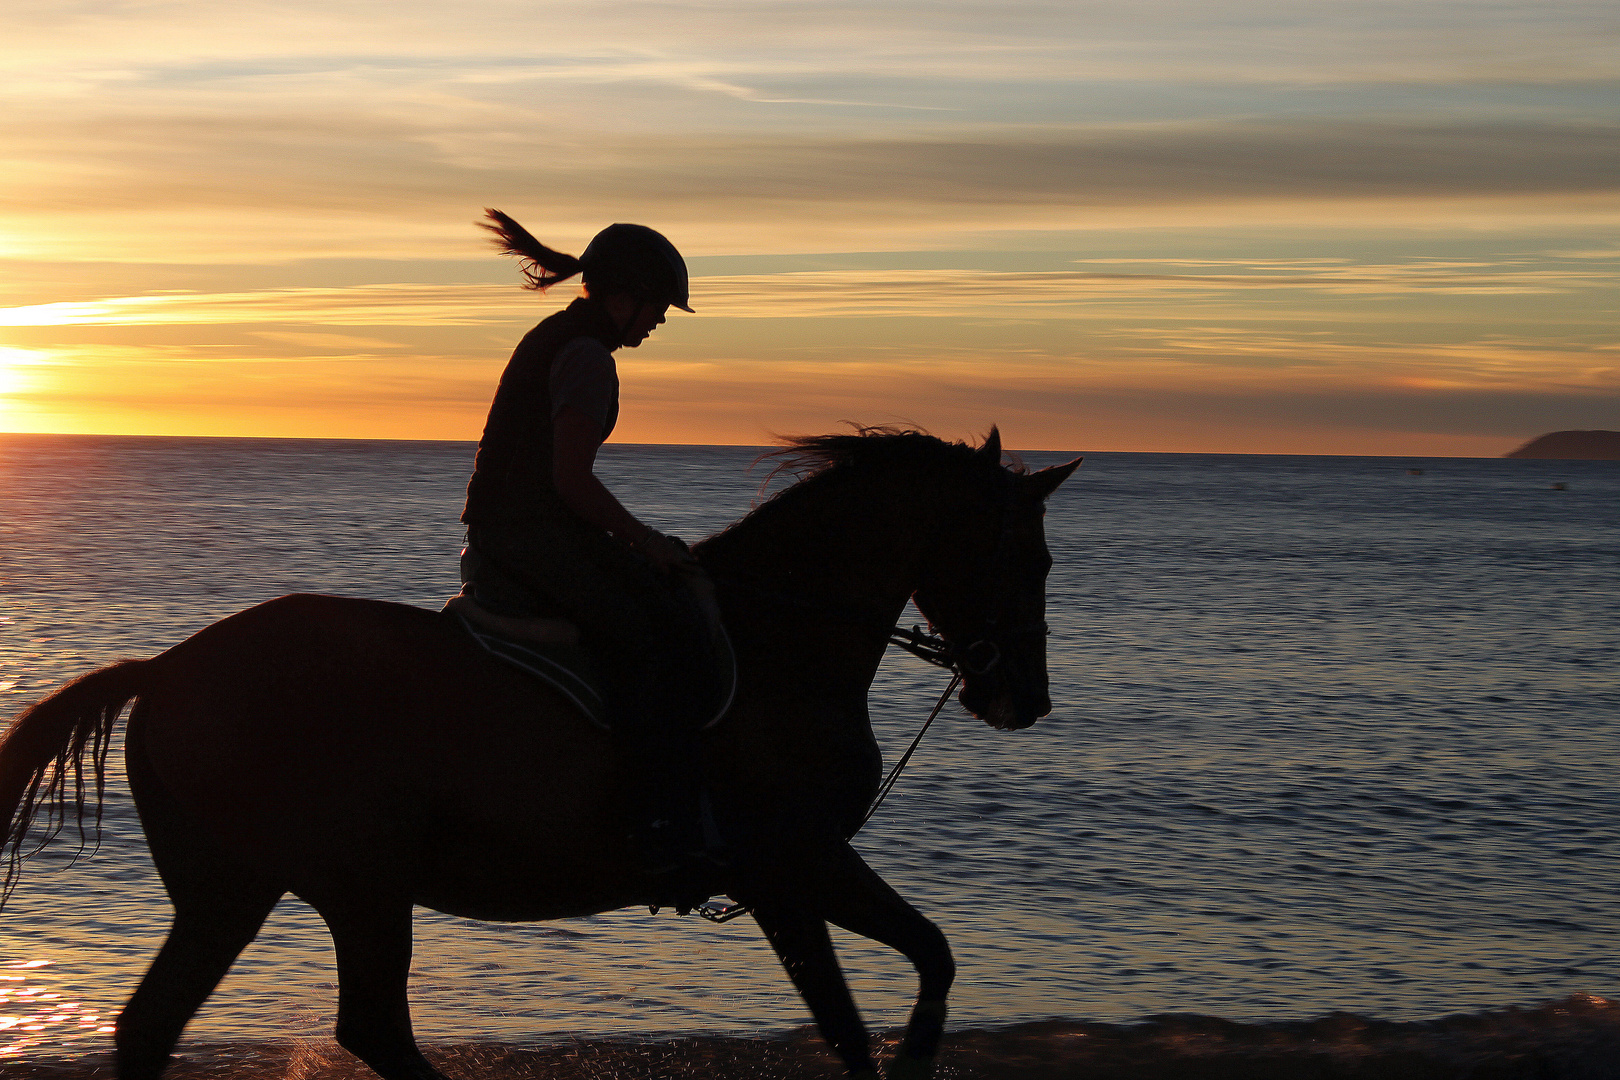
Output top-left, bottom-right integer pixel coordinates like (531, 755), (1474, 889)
(0, 285), (528, 327)
(605, 122), (1620, 204)
(4, 0), (1619, 263)
(8, 0), (1619, 86)
(25, 116), (1620, 205)
(8, 298), (1613, 451)
(694, 263), (1615, 316)
(4, 253), (1610, 330)
(1083, 329), (1620, 391)
(251, 330), (405, 348)
(610, 348), (1620, 451)
(988, 382), (1620, 440)
(2, 116), (1616, 262)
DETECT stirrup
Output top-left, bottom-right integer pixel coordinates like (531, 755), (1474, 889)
(442, 593), (580, 646)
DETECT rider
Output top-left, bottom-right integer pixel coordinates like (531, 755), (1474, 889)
(456, 209), (724, 879)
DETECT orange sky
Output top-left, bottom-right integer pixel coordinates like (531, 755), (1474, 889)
(2, 1), (1616, 455)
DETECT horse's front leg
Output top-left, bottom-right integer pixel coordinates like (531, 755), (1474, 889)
(748, 900), (880, 1079)
(743, 840), (954, 1080)
(814, 843), (954, 1080)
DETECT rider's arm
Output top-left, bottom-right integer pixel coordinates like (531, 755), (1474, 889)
(552, 408), (693, 572)
(552, 406), (651, 544)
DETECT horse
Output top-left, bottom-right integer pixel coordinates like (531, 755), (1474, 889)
(0, 427), (1079, 1080)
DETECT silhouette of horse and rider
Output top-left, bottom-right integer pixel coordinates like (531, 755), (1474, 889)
(0, 213), (1080, 1080)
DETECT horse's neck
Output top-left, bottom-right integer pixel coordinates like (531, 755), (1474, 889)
(704, 470), (931, 642)
(701, 472), (938, 818)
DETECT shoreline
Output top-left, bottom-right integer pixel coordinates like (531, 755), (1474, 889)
(3, 996), (1616, 1079)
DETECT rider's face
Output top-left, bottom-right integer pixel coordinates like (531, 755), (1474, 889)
(620, 302), (669, 348)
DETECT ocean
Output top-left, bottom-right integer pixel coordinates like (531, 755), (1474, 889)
(0, 433), (1616, 1077)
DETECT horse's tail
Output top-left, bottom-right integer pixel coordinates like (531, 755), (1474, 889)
(0, 660), (147, 904)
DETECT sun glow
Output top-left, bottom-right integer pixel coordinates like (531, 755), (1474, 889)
(0, 347), (40, 395)
(0, 347), (48, 430)
(0, 302), (119, 328)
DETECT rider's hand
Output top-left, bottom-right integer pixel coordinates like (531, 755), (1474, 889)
(635, 529), (697, 573)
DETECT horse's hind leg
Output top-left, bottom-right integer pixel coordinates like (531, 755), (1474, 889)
(118, 718), (284, 1079)
(116, 883), (282, 1079)
(306, 895), (450, 1080)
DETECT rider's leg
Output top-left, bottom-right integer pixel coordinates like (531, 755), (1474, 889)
(464, 521), (726, 873)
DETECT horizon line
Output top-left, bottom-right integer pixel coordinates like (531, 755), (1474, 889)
(0, 428), (1532, 460)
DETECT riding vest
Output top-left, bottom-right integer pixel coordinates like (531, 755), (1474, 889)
(462, 298), (623, 525)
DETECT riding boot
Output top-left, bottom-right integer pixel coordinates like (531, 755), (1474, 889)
(626, 734), (709, 872)
(626, 738), (733, 919)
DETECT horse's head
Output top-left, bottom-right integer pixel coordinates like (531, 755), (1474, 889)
(912, 429), (1080, 731)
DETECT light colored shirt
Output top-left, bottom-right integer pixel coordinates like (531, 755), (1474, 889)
(549, 335), (620, 440)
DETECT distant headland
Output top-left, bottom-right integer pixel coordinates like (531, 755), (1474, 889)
(1505, 430), (1620, 460)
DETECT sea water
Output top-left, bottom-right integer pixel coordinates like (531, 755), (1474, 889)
(0, 434), (1616, 1069)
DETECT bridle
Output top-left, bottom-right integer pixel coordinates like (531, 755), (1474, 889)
(900, 476), (1049, 683)
(888, 624), (1004, 677)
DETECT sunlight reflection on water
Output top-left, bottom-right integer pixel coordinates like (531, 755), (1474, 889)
(0, 961), (114, 1057)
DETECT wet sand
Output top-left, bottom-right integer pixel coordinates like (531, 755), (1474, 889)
(2, 995), (1615, 1079)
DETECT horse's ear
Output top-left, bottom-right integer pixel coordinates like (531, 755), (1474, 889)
(1022, 457), (1082, 499)
(976, 427), (1002, 465)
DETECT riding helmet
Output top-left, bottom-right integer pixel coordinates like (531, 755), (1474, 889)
(579, 224), (693, 313)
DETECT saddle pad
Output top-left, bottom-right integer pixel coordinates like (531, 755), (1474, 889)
(451, 613), (739, 733)
(453, 612), (612, 729)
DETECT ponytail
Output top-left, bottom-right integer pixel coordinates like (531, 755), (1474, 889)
(480, 209), (582, 292)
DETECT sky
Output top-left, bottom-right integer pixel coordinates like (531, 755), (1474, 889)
(1, 0), (1616, 454)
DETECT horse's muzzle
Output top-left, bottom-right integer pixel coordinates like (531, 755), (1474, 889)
(960, 682), (1050, 731)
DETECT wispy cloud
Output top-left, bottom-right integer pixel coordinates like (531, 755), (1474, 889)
(12, 330), (1613, 451)
(3, 0), (1618, 263)
(3, 111), (1616, 262)
(693, 263), (1617, 316)
(9, 1), (1619, 85)
(9, 255), (1607, 329)
(0, 286), (524, 328)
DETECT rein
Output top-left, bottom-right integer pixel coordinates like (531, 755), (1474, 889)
(859, 666), (961, 830)
(696, 623), (961, 925)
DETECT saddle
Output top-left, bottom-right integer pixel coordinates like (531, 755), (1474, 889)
(444, 579), (739, 914)
(441, 583), (737, 734)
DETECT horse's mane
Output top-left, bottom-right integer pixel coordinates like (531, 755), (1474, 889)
(763, 425), (1020, 484)
(699, 426), (1019, 552)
